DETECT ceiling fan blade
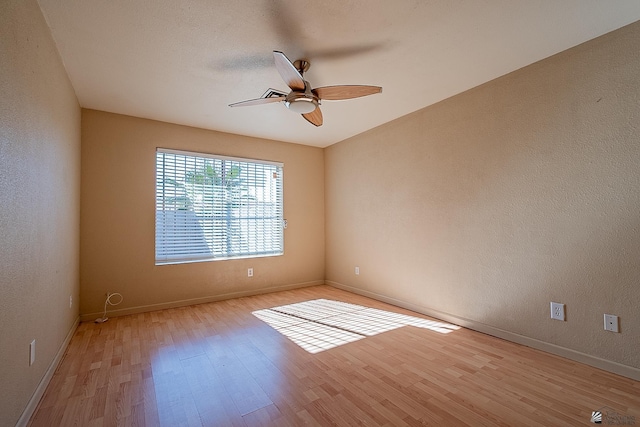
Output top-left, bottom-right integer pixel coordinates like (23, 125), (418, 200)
(229, 96), (285, 107)
(273, 51), (305, 91)
(314, 85), (382, 100)
(302, 106), (323, 127)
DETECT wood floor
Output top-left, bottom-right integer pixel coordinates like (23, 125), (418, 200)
(29, 285), (640, 426)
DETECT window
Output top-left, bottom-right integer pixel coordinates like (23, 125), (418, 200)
(155, 148), (283, 264)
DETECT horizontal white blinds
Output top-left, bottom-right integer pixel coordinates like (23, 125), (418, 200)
(155, 149), (284, 264)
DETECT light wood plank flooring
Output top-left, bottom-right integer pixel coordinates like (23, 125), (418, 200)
(29, 285), (640, 426)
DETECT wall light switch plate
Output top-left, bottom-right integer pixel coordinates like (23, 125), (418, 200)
(550, 302), (565, 321)
(355, 266), (360, 275)
(604, 314), (619, 332)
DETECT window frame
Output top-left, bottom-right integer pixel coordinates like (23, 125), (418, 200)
(155, 148), (284, 265)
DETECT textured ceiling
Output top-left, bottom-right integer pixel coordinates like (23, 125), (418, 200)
(37, 0), (640, 148)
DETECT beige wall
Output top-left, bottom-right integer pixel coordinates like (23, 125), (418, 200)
(0, 1), (81, 425)
(80, 110), (324, 318)
(325, 22), (640, 372)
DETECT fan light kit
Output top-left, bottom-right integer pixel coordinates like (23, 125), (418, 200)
(285, 95), (318, 114)
(229, 51), (382, 126)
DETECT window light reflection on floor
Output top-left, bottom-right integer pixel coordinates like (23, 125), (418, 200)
(252, 299), (460, 354)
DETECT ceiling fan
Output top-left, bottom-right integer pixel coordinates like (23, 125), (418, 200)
(229, 51), (382, 127)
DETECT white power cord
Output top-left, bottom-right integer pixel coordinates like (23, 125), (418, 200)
(94, 292), (123, 323)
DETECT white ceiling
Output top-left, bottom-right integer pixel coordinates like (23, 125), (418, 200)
(37, 0), (640, 148)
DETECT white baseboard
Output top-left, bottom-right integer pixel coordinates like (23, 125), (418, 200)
(16, 316), (80, 427)
(79, 280), (323, 322)
(327, 280), (640, 381)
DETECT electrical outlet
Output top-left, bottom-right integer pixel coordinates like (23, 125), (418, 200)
(248, 268), (253, 277)
(604, 314), (619, 332)
(355, 266), (360, 275)
(550, 302), (565, 321)
(69, 295), (73, 308)
(30, 340), (36, 366)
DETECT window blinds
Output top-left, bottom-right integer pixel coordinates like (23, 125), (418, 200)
(155, 148), (284, 264)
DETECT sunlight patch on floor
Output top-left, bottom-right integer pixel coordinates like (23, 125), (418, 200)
(252, 299), (460, 354)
